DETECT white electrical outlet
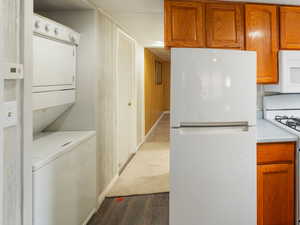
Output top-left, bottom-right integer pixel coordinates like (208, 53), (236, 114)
(3, 101), (17, 128)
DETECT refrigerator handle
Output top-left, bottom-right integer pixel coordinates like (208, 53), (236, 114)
(180, 121), (250, 127)
(175, 126), (255, 135)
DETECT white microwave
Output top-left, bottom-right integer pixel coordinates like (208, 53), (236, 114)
(265, 50), (300, 93)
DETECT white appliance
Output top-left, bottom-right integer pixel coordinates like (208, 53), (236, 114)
(263, 94), (300, 224)
(33, 131), (96, 225)
(265, 51), (300, 93)
(170, 48), (257, 225)
(32, 14), (80, 134)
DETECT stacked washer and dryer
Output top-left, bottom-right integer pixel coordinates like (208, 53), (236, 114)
(32, 14), (96, 225)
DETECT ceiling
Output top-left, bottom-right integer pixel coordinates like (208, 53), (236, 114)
(89, 0), (164, 47)
(34, 0), (93, 11)
(34, 0), (300, 60)
(148, 48), (170, 62)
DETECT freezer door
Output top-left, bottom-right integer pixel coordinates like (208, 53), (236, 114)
(170, 126), (256, 225)
(171, 48), (256, 127)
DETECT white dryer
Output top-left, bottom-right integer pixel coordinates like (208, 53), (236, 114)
(32, 14), (80, 134)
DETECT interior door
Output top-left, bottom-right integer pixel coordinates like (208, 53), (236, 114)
(170, 126), (256, 225)
(117, 29), (136, 171)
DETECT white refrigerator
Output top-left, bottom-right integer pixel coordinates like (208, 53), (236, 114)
(170, 48), (257, 225)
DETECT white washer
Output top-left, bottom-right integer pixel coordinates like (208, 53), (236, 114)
(33, 131), (96, 225)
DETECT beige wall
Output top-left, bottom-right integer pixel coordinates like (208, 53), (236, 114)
(144, 49), (170, 134)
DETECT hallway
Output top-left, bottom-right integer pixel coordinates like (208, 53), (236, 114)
(88, 113), (170, 225)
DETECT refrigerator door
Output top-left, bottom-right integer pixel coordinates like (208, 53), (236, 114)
(171, 48), (256, 127)
(170, 126), (256, 225)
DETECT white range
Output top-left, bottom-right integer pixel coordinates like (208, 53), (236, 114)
(264, 94), (300, 225)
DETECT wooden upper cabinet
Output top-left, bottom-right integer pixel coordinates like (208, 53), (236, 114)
(206, 3), (244, 49)
(280, 6), (300, 49)
(257, 163), (294, 225)
(245, 4), (279, 84)
(164, 1), (205, 47)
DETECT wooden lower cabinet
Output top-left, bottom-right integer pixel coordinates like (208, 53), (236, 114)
(257, 142), (295, 225)
(257, 163), (294, 225)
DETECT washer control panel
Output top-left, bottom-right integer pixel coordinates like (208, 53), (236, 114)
(33, 14), (80, 45)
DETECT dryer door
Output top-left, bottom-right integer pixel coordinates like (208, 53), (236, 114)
(33, 35), (76, 92)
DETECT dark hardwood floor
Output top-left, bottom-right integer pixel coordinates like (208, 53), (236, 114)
(87, 193), (169, 225)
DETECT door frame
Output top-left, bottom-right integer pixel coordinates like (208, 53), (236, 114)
(21, 0), (33, 224)
(0, 56), (3, 225)
(115, 28), (137, 171)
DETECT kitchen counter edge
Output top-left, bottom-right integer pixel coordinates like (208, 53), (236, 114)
(257, 119), (298, 144)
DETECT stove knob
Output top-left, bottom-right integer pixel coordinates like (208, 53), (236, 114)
(34, 21), (40, 29)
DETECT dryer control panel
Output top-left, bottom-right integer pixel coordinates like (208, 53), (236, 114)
(33, 14), (80, 45)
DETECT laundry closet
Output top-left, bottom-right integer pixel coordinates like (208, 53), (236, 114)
(31, 1), (144, 225)
(32, 13), (97, 225)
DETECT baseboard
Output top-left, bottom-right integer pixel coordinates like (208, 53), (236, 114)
(144, 111), (168, 143)
(97, 174), (119, 209)
(135, 110), (169, 153)
(135, 139), (145, 152)
(82, 208), (96, 225)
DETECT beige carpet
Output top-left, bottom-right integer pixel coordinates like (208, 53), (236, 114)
(107, 142), (170, 197)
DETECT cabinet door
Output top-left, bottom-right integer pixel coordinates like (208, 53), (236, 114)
(280, 6), (300, 49)
(206, 3), (244, 49)
(245, 4), (279, 84)
(164, 1), (205, 47)
(257, 163), (294, 225)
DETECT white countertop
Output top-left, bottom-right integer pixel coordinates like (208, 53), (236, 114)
(257, 119), (298, 143)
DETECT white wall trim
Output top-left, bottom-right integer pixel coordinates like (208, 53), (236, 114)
(21, 0), (33, 224)
(144, 111), (169, 141)
(135, 139), (145, 153)
(135, 110), (169, 152)
(82, 208), (96, 225)
(97, 174), (119, 209)
(0, 59), (3, 225)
